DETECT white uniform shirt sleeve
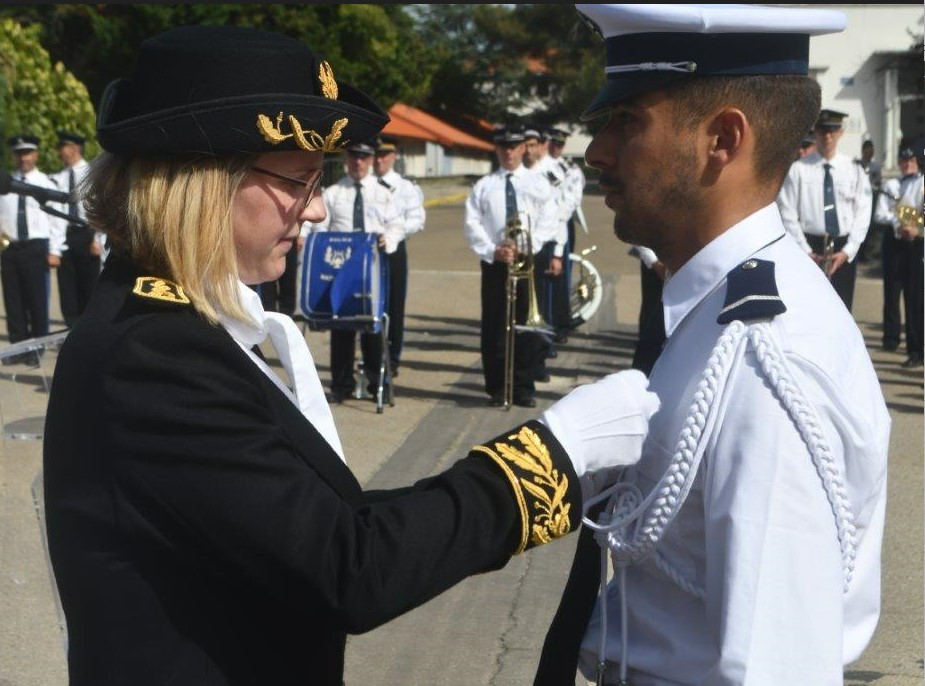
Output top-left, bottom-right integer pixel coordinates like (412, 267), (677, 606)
(776, 163), (813, 254)
(463, 176), (502, 263)
(394, 176), (426, 239)
(836, 158), (872, 262)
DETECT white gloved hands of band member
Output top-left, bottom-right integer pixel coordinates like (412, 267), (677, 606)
(539, 369), (659, 500)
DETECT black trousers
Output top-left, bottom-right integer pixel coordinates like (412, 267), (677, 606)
(805, 233), (857, 312)
(882, 231), (923, 355)
(57, 225), (101, 328)
(480, 260), (542, 398)
(329, 327), (383, 393)
(1, 239), (50, 343)
(386, 240), (408, 367)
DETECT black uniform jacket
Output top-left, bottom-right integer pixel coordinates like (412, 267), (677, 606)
(43, 257), (582, 686)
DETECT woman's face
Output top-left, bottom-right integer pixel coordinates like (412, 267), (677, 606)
(233, 151), (325, 285)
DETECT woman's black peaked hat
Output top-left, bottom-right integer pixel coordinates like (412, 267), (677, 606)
(96, 25), (389, 157)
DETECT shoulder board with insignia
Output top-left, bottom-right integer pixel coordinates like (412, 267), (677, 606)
(716, 258), (786, 324)
(545, 170), (561, 186)
(132, 276), (191, 305)
(377, 177), (394, 192)
(558, 161), (569, 174)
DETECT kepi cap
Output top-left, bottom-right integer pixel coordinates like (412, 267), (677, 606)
(345, 140), (376, 156)
(493, 125), (526, 145)
(8, 135), (39, 152)
(575, 4), (847, 120)
(898, 146), (917, 160)
(96, 25), (388, 156)
(547, 128), (570, 144)
(56, 130), (86, 146)
(815, 108), (848, 131)
(800, 131), (815, 148)
(375, 135), (398, 154)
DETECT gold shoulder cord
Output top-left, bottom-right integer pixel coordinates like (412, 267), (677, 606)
(132, 276), (191, 305)
(472, 425), (571, 554)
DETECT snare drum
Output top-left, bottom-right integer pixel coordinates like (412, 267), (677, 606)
(300, 232), (387, 332)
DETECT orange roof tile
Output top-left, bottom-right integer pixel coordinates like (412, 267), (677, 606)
(383, 103), (494, 152)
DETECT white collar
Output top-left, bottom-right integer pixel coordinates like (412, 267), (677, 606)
(218, 282), (346, 462)
(662, 203), (785, 336)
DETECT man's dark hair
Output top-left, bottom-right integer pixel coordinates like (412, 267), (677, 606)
(667, 75), (820, 188)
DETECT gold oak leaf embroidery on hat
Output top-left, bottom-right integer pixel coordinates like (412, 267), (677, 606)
(473, 425), (571, 554)
(255, 61), (348, 153)
(132, 277), (191, 304)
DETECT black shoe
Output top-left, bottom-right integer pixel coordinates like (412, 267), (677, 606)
(390, 364), (400, 378)
(329, 390), (346, 404)
(535, 370), (551, 383)
(901, 353), (923, 369)
(488, 394), (505, 407)
(883, 340), (900, 352)
(513, 395), (536, 408)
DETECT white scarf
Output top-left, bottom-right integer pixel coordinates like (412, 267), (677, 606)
(218, 282), (346, 463)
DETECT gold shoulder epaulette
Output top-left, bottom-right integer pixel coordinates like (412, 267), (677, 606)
(132, 276), (191, 305)
(472, 422), (574, 554)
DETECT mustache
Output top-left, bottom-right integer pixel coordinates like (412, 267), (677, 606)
(597, 172), (623, 191)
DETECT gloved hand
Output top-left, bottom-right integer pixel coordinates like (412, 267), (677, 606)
(539, 369), (659, 500)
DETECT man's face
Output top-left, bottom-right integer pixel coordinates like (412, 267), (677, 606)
(496, 142), (524, 171)
(548, 141), (565, 159)
(584, 90), (703, 255)
(373, 150), (396, 176)
(57, 141), (82, 167)
(899, 156), (919, 176)
(814, 126), (843, 158)
(13, 149), (37, 174)
(345, 151), (372, 180)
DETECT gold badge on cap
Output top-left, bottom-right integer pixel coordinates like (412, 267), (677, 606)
(132, 276), (191, 304)
(257, 112), (348, 153)
(318, 60), (338, 100)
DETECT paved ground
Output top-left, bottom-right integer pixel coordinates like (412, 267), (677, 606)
(0, 180), (921, 685)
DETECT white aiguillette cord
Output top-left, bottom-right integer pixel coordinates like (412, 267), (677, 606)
(580, 320), (858, 685)
(219, 282), (346, 463)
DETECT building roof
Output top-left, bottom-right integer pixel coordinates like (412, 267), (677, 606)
(382, 103), (494, 152)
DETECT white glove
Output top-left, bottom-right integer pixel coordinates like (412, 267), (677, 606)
(539, 369), (659, 497)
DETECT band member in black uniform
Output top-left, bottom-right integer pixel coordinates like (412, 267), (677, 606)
(0, 135), (66, 353)
(52, 131), (101, 328)
(42, 26), (660, 686)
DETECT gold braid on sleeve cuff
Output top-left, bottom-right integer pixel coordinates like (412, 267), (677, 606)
(471, 420), (581, 554)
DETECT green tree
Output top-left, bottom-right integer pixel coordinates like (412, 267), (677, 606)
(0, 16), (97, 172)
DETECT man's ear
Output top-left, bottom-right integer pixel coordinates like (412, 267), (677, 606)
(707, 108), (748, 167)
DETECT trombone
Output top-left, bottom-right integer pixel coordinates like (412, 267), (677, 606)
(502, 215), (553, 410)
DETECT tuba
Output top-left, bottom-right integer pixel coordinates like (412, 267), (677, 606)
(502, 216), (553, 409)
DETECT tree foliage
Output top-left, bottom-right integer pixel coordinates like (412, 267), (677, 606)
(0, 16), (97, 172)
(0, 3), (607, 167)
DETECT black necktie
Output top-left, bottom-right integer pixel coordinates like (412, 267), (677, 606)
(68, 168), (79, 223)
(353, 181), (365, 231)
(16, 174), (28, 241)
(823, 163), (839, 236)
(505, 173), (518, 222)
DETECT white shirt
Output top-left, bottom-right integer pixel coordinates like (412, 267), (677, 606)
(50, 158), (107, 251)
(463, 165), (560, 262)
(532, 156), (571, 254)
(579, 204), (890, 685)
(551, 154), (586, 221)
(305, 174), (404, 254)
(776, 151), (872, 261)
(0, 168), (67, 256)
(874, 171), (923, 238)
(375, 169), (426, 242)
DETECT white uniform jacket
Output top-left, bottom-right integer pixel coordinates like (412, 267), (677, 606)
(579, 203), (890, 685)
(777, 151), (872, 262)
(306, 174), (404, 254)
(0, 168), (67, 256)
(375, 169), (426, 242)
(464, 165), (559, 263)
(875, 171), (923, 238)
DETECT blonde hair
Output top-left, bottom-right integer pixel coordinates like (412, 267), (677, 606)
(82, 153), (256, 324)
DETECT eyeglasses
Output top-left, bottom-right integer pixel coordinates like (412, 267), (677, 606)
(249, 165), (324, 207)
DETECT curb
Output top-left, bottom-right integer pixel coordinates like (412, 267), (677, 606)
(423, 192), (469, 208)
